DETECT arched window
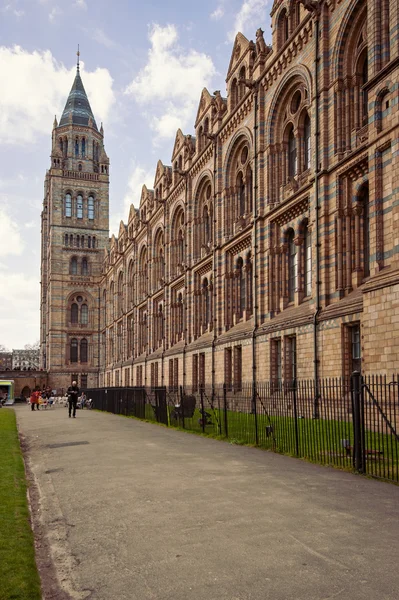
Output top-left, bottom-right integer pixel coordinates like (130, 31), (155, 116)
(178, 229), (184, 266)
(88, 196), (94, 220)
(71, 303), (78, 324)
(70, 257), (78, 275)
(361, 54), (368, 126)
(288, 126), (297, 178)
(231, 78), (239, 109)
(246, 252), (253, 315)
(65, 193), (72, 218)
(203, 206), (210, 245)
(81, 258), (88, 276)
(246, 166), (253, 213)
(88, 236), (91, 249)
(236, 257), (245, 318)
(82, 138), (86, 158)
(278, 9), (289, 47)
(80, 339), (88, 363)
(70, 339), (78, 363)
(203, 278), (210, 327)
(69, 234), (73, 246)
(117, 272), (123, 316)
(288, 230), (297, 302)
(77, 195), (83, 219)
(304, 225), (312, 296)
(65, 234), (69, 246)
(360, 184), (370, 278)
(78, 163), (82, 172)
(303, 114), (311, 170)
(237, 172), (245, 216)
(81, 304), (88, 325)
(92, 236), (96, 249)
(75, 138), (79, 157)
(239, 66), (246, 101)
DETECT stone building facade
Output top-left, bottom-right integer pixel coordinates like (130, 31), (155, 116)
(42, 0), (399, 391)
(40, 59), (110, 391)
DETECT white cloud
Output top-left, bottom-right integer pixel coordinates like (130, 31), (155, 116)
(91, 28), (116, 48)
(74, 0), (87, 9)
(0, 208), (24, 257)
(125, 24), (216, 141)
(210, 6), (224, 20)
(2, 1), (25, 17)
(229, 0), (269, 42)
(0, 46), (115, 145)
(48, 5), (62, 22)
(0, 268), (40, 348)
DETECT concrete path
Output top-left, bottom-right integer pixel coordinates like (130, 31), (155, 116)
(15, 404), (399, 600)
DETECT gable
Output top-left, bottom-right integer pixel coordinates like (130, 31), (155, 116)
(171, 129), (185, 162)
(226, 32), (251, 82)
(154, 159), (165, 187)
(194, 88), (213, 128)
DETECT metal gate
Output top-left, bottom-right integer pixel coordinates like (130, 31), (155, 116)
(351, 372), (399, 482)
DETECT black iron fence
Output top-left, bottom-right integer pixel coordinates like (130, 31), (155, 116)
(86, 373), (399, 484)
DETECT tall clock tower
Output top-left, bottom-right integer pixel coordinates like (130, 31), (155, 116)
(40, 56), (109, 391)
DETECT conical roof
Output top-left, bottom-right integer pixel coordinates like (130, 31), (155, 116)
(59, 67), (98, 129)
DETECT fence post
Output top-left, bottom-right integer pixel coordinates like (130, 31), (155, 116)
(252, 382), (259, 446)
(180, 385), (185, 429)
(200, 387), (205, 434)
(292, 379), (299, 456)
(223, 383), (228, 439)
(351, 371), (365, 473)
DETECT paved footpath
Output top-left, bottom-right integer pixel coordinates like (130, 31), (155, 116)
(15, 404), (399, 600)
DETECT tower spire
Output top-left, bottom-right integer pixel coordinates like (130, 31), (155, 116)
(77, 44), (80, 72)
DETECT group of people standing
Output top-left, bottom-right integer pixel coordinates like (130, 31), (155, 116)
(29, 386), (53, 411)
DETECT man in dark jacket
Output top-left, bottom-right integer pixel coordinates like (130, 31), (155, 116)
(67, 381), (80, 418)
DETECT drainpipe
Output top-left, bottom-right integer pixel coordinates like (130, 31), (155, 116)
(207, 133), (218, 395)
(241, 79), (260, 388)
(98, 285), (101, 388)
(252, 85), (259, 389)
(174, 169), (189, 390)
(312, 6), (322, 418)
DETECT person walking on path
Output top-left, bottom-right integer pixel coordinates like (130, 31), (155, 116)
(67, 381), (80, 418)
(30, 390), (40, 411)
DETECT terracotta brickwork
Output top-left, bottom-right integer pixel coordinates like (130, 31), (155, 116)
(40, 67), (110, 392)
(43, 1), (399, 390)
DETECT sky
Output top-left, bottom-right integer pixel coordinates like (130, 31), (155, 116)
(0, 0), (274, 350)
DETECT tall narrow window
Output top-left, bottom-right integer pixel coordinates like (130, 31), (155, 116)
(81, 258), (88, 276)
(225, 348), (232, 391)
(304, 114), (311, 170)
(75, 138), (79, 157)
(82, 138), (86, 158)
(237, 257), (245, 318)
(288, 230), (297, 302)
(77, 195), (83, 219)
(304, 226), (312, 296)
(69, 234), (73, 246)
(234, 346), (242, 391)
(286, 336), (297, 383)
(70, 257), (78, 275)
(70, 339), (78, 363)
(71, 303), (78, 324)
(81, 304), (88, 326)
(361, 184), (370, 278)
(361, 54), (368, 126)
(288, 127), (297, 178)
(203, 206), (210, 245)
(65, 193), (72, 217)
(80, 338), (88, 363)
(65, 234), (69, 246)
(192, 354), (198, 392)
(203, 279), (209, 329)
(88, 196), (94, 220)
(237, 172), (245, 216)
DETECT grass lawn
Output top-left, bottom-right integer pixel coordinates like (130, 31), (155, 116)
(140, 401), (398, 480)
(0, 409), (41, 600)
